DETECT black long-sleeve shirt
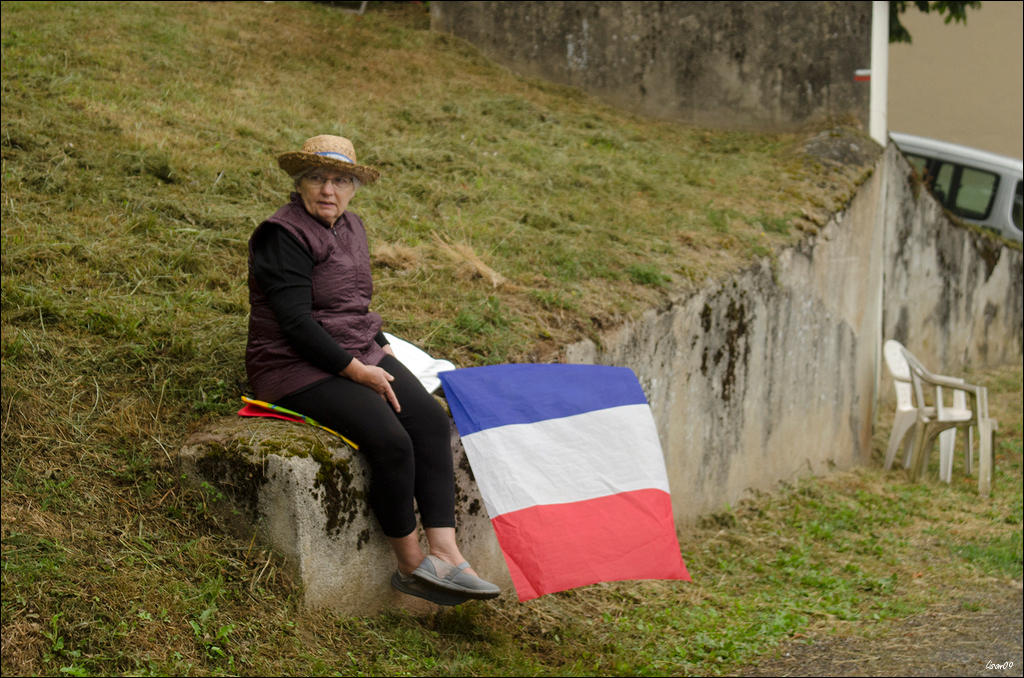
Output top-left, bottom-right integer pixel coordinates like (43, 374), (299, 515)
(249, 224), (388, 375)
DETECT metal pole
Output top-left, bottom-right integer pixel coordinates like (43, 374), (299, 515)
(870, 1), (890, 145)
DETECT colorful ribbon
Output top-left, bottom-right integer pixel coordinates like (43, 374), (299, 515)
(239, 396), (359, 450)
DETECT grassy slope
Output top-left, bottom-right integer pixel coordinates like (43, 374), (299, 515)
(2, 2), (1019, 676)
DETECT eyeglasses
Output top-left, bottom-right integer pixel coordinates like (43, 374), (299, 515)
(305, 173), (354, 189)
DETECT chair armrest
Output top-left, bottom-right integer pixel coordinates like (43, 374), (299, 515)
(900, 348), (975, 389)
(900, 348), (989, 421)
(927, 373), (971, 389)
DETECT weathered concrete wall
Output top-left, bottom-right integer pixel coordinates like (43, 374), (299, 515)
(431, 1), (872, 131)
(881, 151), (1024, 374)
(565, 152), (886, 522)
(564, 144), (1022, 524)
(180, 417), (511, 614)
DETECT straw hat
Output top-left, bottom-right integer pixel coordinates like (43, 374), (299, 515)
(277, 135), (380, 184)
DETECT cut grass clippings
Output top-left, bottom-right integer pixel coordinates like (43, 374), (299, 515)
(3, 2), (1019, 676)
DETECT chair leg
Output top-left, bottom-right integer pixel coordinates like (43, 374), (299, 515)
(911, 426), (947, 483)
(978, 418), (993, 497)
(885, 411), (918, 470)
(908, 422), (930, 482)
(902, 426), (917, 470)
(965, 426), (973, 476)
(939, 428), (956, 483)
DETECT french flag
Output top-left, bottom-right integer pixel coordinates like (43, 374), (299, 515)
(439, 364), (691, 601)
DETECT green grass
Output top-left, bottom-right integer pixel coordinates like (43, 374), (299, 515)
(3, 361), (1022, 675)
(2, 2), (1018, 676)
(2, 361), (1018, 676)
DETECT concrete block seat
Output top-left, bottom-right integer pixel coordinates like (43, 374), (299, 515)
(179, 413), (511, 615)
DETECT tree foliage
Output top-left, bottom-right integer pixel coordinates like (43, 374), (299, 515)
(890, 1), (982, 44)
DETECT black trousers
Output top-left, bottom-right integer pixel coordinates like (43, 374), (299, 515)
(277, 355), (455, 538)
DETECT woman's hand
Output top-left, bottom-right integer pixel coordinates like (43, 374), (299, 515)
(341, 358), (401, 412)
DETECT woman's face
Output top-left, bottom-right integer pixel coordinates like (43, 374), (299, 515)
(298, 169), (356, 225)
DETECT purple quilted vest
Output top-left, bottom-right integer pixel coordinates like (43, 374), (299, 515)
(245, 194), (385, 402)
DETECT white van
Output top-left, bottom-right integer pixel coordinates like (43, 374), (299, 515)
(890, 132), (1023, 243)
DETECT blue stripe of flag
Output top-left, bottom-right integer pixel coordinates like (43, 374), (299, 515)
(438, 364), (648, 436)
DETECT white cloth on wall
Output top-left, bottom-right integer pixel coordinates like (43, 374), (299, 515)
(383, 332), (455, 395)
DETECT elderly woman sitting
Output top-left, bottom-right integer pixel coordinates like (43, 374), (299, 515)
(245, 135), (500, 605)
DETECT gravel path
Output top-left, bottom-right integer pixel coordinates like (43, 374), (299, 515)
(740, 584), (1023, 677)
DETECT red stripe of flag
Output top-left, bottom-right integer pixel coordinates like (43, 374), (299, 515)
(491, 488), (691, 601)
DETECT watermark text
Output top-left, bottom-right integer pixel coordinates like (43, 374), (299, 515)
(986, 661), (1014, 670)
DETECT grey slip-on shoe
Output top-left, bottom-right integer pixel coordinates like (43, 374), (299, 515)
(411, 555), (501, 600)
(390, 570), (470, 607)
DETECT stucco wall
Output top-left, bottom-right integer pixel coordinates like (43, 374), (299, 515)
(565, 145), (1022, 524)
(431, 1), (872, 131)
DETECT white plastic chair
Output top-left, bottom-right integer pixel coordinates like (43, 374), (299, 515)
(882, 340), (933, 471)
(898, 345), (996, 496)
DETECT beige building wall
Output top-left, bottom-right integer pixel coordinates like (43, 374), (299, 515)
(888, 1), (1024, 160)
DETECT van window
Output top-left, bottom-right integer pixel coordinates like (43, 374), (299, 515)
(905, 154), (929, 177)
(954, 166), (999, 219)
(1013, 181), (1023, 232)
(933, 163), (955, 204)
(927, 162), (1000, 220)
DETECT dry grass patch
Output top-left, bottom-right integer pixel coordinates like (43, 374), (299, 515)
(2, 0), (879, 368)
(372, 239), (423, 272)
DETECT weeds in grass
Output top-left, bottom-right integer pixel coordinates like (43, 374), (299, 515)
(626, 264), (671, 288)
(951, 531), (1024, 576)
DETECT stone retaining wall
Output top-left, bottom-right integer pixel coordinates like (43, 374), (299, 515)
(430, 1), (872, 131)
(565, 144), (1022, 524)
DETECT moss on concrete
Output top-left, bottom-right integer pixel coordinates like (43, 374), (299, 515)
(191, 421), (371, 538)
